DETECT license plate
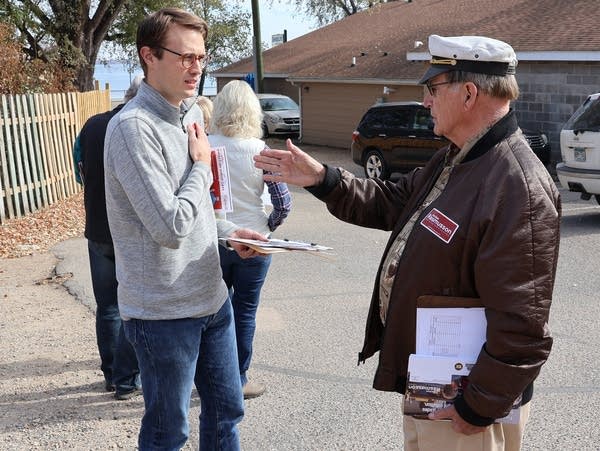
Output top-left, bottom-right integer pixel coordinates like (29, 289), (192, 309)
(574, 147), (586, 162)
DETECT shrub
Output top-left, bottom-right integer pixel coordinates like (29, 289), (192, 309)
(0, 23), (74, 95)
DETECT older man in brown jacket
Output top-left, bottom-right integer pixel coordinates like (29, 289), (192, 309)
(254, 34), (560, 451)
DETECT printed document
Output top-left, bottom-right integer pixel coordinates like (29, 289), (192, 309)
(210, 146), (233, 213)
(416, 307), (486, 360)
(405, 305), (520, 423)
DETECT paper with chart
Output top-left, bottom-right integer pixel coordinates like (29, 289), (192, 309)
(415, 307), (486, 360)
(407, 306), (520, 423)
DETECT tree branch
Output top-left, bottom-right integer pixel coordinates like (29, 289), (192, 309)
(91, 0), (128, 48)
(19, 0), (55, 33)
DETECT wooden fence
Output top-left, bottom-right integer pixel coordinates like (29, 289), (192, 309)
(0, 88), (110, 224)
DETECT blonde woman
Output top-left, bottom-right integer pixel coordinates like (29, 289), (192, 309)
(196, 96), (213, 133)
(209, 80), (291, 399)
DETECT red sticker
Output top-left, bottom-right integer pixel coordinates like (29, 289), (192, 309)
(420, 208), (459, 244)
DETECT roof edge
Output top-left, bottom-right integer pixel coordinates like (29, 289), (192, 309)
(407, 51), (600, 62)
(286, 77), (420, 85)
(213, 72), (291, 79)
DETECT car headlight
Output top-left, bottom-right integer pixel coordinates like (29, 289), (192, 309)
(540, 133), (548, 145)
(265, 114), (281, 124)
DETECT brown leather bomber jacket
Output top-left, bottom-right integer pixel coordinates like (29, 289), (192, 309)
(307, 111), (561, 426)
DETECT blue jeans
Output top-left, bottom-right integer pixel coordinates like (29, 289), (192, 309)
(219, 247), (272, 386)
(87, 240), (139, 392)
(123, 299), (244, 451)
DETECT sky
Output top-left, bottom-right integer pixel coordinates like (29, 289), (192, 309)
(98, 1), (317, 58)
(250, 1), (317, 47)
(95, 0), (319, 94)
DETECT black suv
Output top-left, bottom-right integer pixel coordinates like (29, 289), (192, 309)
(351, 102), (551, 179)
(351, 102), (447, 179)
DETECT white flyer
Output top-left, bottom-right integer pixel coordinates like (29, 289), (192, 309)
(210, 146), (233, 213)
(416, 307), (486, 360)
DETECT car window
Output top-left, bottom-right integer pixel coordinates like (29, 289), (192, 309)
(385, 108), (413, 131)
(259, 97), (298, 111)
(413, 108), (433, 130)
(360, 109), (385, 131)
(358, 106), (415, 135)
(564, 96), (600, 132)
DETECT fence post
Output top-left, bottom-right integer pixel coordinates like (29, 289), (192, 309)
(19, 94), (43, 210)
(14, 95), (36, 213)
(27, 94), (49, 209)
(33, 93), (57, 206)
(0, 96), (12, 221)
(55, 93), (73, 197)
(2, 96), (22, 218)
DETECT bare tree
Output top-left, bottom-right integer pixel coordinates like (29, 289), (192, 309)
(270, 0), (397, 25)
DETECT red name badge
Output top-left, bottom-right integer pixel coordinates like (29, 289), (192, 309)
(420, 208), (459, 244)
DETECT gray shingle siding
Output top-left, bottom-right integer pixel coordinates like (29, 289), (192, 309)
(514, 61), (600, 168)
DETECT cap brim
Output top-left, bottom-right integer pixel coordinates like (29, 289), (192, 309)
(418, 65), (452, 84)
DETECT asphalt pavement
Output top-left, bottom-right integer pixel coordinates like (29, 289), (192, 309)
(55, 141), (600, 450)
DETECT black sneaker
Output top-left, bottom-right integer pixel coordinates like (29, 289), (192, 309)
(114, 387), (141, 400)
(105, 380), (116, 392)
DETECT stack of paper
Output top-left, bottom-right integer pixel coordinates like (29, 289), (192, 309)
(404, 298), (520, 423)
(221, 237), (333, 256)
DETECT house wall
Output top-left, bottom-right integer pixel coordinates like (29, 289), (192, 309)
(293, 62), (600, 162)
(216, 76), (234, 92)
(218, 61), (600, 166)
(514, 61), (600, 166)
(264, 79), (300, 103)
(299, 82), (423, 148)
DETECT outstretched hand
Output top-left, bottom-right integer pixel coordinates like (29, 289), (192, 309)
(428, 406), (488, 436)
(253, 139), (326, 187)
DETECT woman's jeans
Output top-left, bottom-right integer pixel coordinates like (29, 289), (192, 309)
(123, 299), (244, 451)
(219, 247), (272, 386)
(87, 240), (139, 392)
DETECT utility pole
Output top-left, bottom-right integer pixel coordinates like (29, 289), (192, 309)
(251, 0), (264, 93)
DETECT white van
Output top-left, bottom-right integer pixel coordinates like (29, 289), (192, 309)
(556, 93), (600, 204)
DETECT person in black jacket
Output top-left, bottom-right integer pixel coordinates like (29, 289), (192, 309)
(73, 76), (142, 400)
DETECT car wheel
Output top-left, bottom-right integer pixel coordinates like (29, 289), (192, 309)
(363, 150), (390, 179)
(262, 122), (269, 138)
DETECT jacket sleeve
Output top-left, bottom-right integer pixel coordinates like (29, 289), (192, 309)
(265, 180), (292, 231)
(461, 162), (561, 423)
(306, 166), (420, 231)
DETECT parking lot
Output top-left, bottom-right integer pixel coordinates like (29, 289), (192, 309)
(42, 138), (600, 450)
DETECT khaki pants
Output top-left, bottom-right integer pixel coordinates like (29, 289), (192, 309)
(403, 402), (531, 451)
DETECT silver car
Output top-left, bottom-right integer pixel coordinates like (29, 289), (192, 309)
(257, 93), (300, 137)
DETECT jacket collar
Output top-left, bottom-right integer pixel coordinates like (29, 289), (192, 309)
(135, 80), (198, 129)
(463, 109), (518, 163)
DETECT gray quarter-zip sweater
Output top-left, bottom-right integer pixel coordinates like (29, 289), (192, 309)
(104, 81), (237, 320)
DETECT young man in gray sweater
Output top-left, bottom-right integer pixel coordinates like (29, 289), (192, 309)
(104, 8), (265, 450)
